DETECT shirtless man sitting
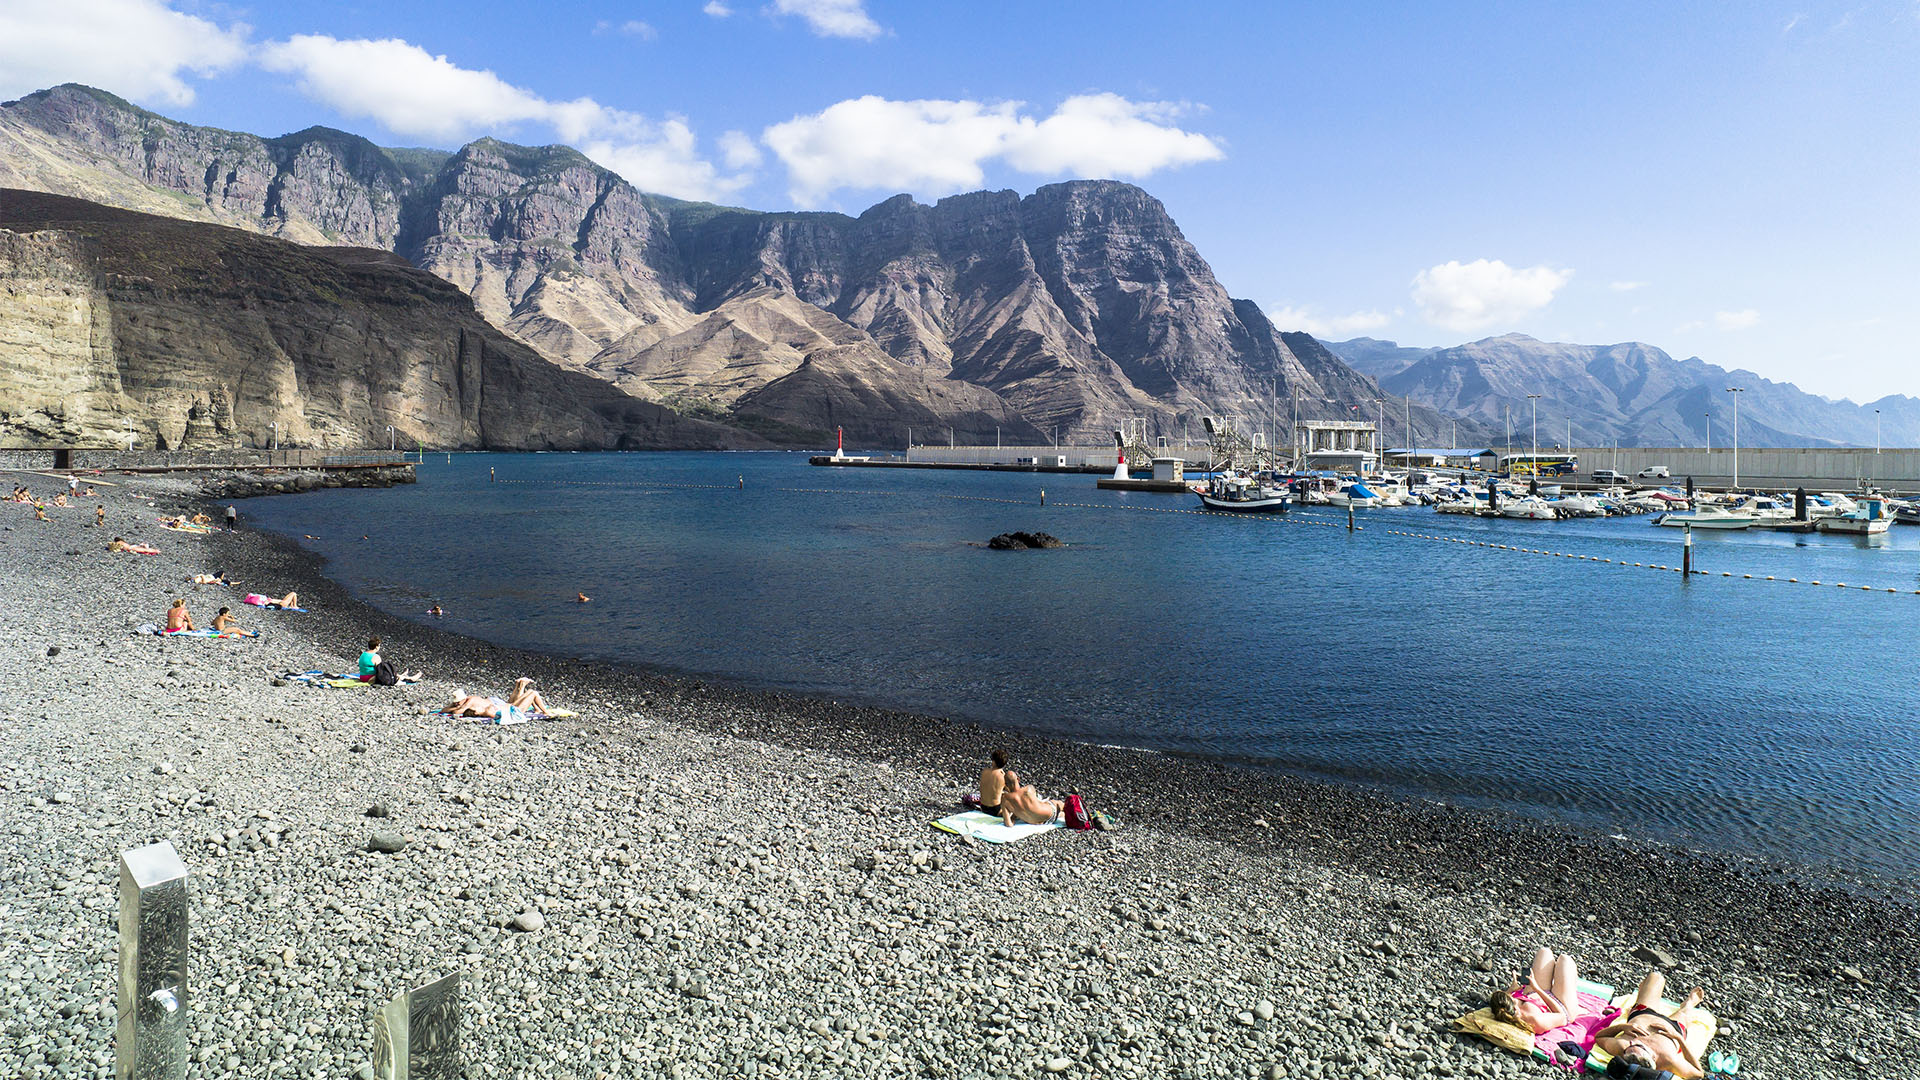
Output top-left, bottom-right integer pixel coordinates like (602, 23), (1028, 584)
(1000, 776), (1063, 827)
(978, 749), (1011, 816)
(165, 599), (195, 633)
(1592, 970), (1711, 1079)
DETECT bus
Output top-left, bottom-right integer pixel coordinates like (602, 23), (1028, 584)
(1500, 453), (1578, 477)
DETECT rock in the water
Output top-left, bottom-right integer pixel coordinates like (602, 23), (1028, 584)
(987, 531), (1065, 550)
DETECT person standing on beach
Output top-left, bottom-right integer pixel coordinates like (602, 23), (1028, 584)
(225, 505), (238, 527)
(93, 504), (104, 528)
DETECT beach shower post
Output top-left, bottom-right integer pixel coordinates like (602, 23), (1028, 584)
(117, 841), (189, 1080)
(372, 972), (463, 1079)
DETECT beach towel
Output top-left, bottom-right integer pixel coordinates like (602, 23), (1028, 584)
(930, 810), (1064, 844)
(1451, 978), (1617, 1069)
(161, 628), (258, 638)
(282, 670), (370, 689)
(1582, 993), (1717, 1075)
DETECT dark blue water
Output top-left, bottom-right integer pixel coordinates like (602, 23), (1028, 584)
(241, 452), (1920, 888)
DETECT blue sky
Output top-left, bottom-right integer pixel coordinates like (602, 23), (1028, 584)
(4, 1), (1917, 401)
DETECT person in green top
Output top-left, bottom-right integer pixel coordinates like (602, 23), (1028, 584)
(358, 636), (420, 684)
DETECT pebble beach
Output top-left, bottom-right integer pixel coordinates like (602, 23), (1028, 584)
(2, 467), (1915, 1080)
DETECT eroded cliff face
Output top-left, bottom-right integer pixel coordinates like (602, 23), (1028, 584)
(0, 192), (751, 451)
(1, 84), (1427, 445)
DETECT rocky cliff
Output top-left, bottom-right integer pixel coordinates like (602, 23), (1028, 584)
(0, 190), (751, 451)
(2, 84), (1456, 447)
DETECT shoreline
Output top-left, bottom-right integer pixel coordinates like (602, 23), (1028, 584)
(3, 467), (1913, 1079)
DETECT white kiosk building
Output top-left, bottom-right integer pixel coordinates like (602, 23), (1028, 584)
(1294, 420), (1378, 472)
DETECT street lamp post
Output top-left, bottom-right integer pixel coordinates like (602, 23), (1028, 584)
(269, 421), (277, 453)
(387, 425), (395, 452)
(1704, 413), (1710, 454)
(1373, 398), (1384, 472)
(1726, 387), (1744, 488)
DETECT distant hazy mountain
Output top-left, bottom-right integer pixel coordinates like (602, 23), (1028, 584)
(1322, 333), (1920, 449)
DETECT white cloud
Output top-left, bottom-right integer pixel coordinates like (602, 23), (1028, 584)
(1411, 259), (1572, 332)
(1268, 305), (1390, 339)
(0, 0), (250, 106)
(1715, 308), (1761, 330)
(704, 1), (734, 15)
(762, 94), (1223, 205)
(1609, 280), (1648, 292)
(770, 0), (884, 39)
(258, 35), (747, 200)
(718, 130), (764, 169)
(595, 19), (658, 40)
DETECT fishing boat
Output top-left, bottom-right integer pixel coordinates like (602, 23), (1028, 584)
(1818, 497), (1893, 535)
(1197, 473), (1290, 513)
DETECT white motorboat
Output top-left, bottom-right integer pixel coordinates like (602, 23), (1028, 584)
(1655, 505), (1755, 530)
(1818, 497), (1893, 535)
(1325, 481), (1382, 508)
(1499, 497), (1558, 520)
(1550, 495), (1607, 518)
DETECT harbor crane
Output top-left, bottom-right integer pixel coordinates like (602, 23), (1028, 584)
(1112, 417), (1159, 471)
(1201, 415), (1281, 474)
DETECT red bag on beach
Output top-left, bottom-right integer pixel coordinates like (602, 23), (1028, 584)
(1063, 793), (1092, 831)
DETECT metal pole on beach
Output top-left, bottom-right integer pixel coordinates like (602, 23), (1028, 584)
(118, 841), (189, 1080)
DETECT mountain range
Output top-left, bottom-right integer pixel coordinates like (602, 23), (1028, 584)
(0, 83), (1478, 450)
(1326, 334), (1920, 450)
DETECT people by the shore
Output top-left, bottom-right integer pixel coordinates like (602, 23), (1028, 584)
(427, 604), (444, 617)
(1488, 948), (1585, 1034)
(357, 636), (420, 684)
(999, 776), (1064, 826)
(247, 591), (301, 609)
(165, 599), (196, 633)
(441, 692), (512, 720)
(108, 537), (159, 554)
(576, 592), (591, 603)
(93, 504), (104, 528)
(192, 570), (230, 585)
(506, 677), (551, 714)
(52, 493), (68, 508)
(1591, 971), (1712, 1078)
(225, 505), (238, 527)
(978, 748), (1011, 815)
(212, 606), (236, 633)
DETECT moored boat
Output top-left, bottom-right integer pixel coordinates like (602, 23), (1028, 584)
(1197, 473), (1290, 513)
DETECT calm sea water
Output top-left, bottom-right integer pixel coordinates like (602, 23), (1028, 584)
(240, 452), (1920, 888)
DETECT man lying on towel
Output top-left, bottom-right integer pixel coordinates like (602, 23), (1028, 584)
(1592, 970), (1711, 1078)
(998, 774), (1064, 827)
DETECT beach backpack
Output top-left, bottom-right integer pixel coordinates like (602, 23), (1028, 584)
(1063, 793), (1092, 831)
(372, 660), (399, 686)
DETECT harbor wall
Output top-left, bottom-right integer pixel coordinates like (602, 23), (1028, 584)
(1565, 447), (1920, 489)
(906, 444), (1223, 469)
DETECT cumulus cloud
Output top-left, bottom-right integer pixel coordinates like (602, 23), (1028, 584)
(770, 0), (884, 39)
(1411, 259), (1572, 332)
(0, 0), (250, 106)
(762, 93), (1223, 205)
(1715, 308), (1761, 330)
(258, 34), (748, 200)
(704, 1), (734, 16)
(1609, 280), (1648, 292)
(1268, 306), (1391, 339)
(718, 130), (764, 169)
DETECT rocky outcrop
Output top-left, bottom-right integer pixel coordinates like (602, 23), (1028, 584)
(2, 84), (1468, 447)
(0, 191), (752, 450)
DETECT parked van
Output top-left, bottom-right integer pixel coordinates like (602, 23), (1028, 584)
(1637, 465), (1672, 479)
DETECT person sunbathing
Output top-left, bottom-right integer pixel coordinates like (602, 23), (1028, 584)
(506, 677), (552, 714)
(192, 571), (229, 585)
(1592, 971), (1710, 1079)
(166, 599), (196, 633)
(34, 503), (47, 521)
(250, 591), (300, 609)
(1000, 776), (1063, 826)
(108, 537), (159, 554)
(211, 607), (236, 633)
(52, 494), (68, 508)
(190, 512), (212, 525)
(1489, 948), (1586, 1033)
(441, 693), (510, 720)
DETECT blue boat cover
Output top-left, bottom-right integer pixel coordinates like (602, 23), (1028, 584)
(1348, 483), (1379, 499)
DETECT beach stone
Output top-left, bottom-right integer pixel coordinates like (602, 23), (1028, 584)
(49, 791), (72, 804)
(46, 646), (60, 657)
(1045, 1058), (1072, 1073)
(1632, 946), (1677, 968)
(364, 802), (390, 818)
(1254, 999), (1275, 1021)
(366, 832), (407, 853)
(511, 911), (546, 933)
